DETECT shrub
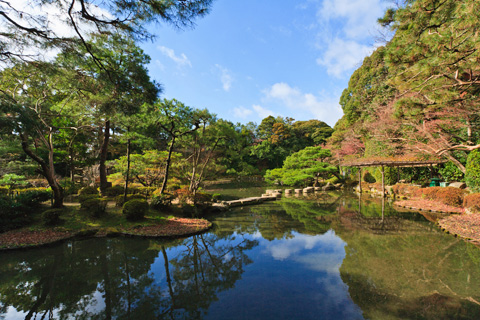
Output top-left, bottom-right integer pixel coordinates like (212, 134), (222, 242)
(415, 187), (465, 207)
(123, 199), (149, 221)
(104, 185), (124, 197)
(42, 209), (63, 226)
(78, 186), (99, 196)
(466, 150), (480, 192)
(0, 197), (29, 232)
(115, 194), (144, 207)
(151, 193), (174, 211)
(212, 193), (221, 202)
(391, 184), (420, 197)
(463, 193), (480, 213)
(373, 167), (398, 185)
(80, 198), (107, 218)
(15, 190), (52, 208)
(363, 171), (376, 183)
(137, 187), (156, 197)
(174, 188), (194, 204)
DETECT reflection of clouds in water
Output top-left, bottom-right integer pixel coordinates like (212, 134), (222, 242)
(264, 230), (346, 265)
(262, 230), (362, 318)
(251, 231), (263, 239)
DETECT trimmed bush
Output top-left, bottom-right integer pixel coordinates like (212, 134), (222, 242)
(15, 190), (51, 208)
(392, 183), (420, 198)
(104, 185), (124, 197)
(115, 194), (144, 207)
(80, 198), (107, 218)
(123, 199), (149, 221)
(415, 187), (466, 207)
(151, 193), (174, 211)
(42, 209), (63, 226)
(78, 186), (99, 196)
(463, 193), (480, 213)
(137, 187), (156, 197)
(466, 150), (480, 192)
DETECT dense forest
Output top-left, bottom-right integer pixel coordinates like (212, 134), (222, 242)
(1, 0), (480, 214)
(329, 0), (480, 188)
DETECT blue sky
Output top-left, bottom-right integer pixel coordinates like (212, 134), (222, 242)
(141, 0), (390, 127)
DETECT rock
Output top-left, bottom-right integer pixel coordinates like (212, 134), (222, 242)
(266, 189), (274, 195)
(274, 189), (282, 193)
(294, 189), (302, 193)
(303, 187), (314, 193)
(284, 189), (293, 194)
(448, 182), (466, 189)
(314, 187), (322, 191)
(322, 182), (336, 191)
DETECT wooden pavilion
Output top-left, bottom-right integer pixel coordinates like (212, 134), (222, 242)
(340, 159), (446, 197)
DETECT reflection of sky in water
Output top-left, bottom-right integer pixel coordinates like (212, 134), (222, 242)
(206, 230), (364, 320)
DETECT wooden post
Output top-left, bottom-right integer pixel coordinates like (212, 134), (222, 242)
(381, 166), (385, 198)
(358, 167), (362, 193)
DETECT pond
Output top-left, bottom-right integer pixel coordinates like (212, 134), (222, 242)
(1, 192), (480, 319)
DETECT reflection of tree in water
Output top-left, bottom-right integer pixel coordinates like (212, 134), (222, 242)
(338, 222), (480, 319)
(162, 234), (258, 318)
(338, 194), (433, 235)
(0, 234), (258, 319)
(278, 193), (341, 235)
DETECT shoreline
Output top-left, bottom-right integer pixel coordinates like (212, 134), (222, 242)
(0, 217), (212, 251)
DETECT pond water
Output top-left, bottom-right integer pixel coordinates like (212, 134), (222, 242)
(1, 192), (480, 319)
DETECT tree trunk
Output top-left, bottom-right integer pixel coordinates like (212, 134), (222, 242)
(99, 119), (111, 195)
(160, 136), (176, 194)
(123, 136), (131, 203)
(20, 133), (64, 208)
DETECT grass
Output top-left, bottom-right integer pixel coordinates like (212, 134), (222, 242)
(0, 202), (212, 250)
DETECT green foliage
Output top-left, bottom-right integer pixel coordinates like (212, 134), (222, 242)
(78, 186), (99, 196)
(0, 196), (29, 232)
(42, 209), (63, 226)
(123, 199), (149, 221)
(363, 171), (376, 183)
(115, 194), (145, 207)
(80, 198), (107, 218)
(439, 161), (465, 183)
(372, 167), (398, 185)
(0, 173), (28, 189)
(104, 185), (125, 197)
(466, 150), (480, 192)
(15, 190), (51, 208)
(150, 193), (174, 211)
(264, 146), (337, 186)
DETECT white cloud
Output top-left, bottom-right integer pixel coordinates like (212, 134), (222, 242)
(313, 0), (388, 78)
(316, 38), (372, 78)
(157, 46), (192, 68)
(253, 104), (277, 119)
(155, 59), (165, 71)
(233, 106), (253, 119)
(319, 0), (386, 40)
(263, 82), (342, 126)
(215, 64), (234, 91)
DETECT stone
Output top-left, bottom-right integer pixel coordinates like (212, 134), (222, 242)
(303, 187), (314, 193)
(448, 182), (466, 189)
(295, 189), (302, 193)
(314, 187), (322, 191)
(284, 189), (293, 194)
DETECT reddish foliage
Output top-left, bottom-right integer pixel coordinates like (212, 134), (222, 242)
(395, 199), (464, 214)
(392, 183), (421, 197)
(0, 229), (75, 249)
(463, 193), (480, 213)
(121, 218), (211, 237)
(174, 187), (193, 203)
(414, 187), (465, 207)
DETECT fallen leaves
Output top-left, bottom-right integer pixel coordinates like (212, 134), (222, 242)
(120, 218), (212, 237)
(0, 229), (75, 250)
(438, 214), (480, 245)
(394, 199), (464, 214)
(0, 218), (212, 250)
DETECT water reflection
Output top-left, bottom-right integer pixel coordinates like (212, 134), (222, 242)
(1, 192), (480, 319)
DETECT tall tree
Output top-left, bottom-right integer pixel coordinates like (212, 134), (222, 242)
(0, 0), (213, 64)
(57, 33), (160, 194)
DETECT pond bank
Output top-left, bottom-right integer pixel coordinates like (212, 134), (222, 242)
(0, 217), (212, 251)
